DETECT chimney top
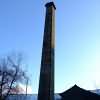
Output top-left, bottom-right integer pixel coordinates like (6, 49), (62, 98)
(45, 2), (56, 9)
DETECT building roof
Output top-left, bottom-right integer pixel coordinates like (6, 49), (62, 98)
(59, 84), (100, 100)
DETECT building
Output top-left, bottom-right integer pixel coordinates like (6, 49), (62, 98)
(59, 85), (100, 100)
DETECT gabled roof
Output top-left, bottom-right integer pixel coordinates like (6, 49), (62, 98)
(59, 84), (100, 100)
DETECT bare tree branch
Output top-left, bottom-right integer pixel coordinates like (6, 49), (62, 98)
(0, 54), (29, 100)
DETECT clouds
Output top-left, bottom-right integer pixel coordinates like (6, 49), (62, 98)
(19, 84), (33, 94)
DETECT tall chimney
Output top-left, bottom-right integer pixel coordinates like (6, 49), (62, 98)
(38, 2), (56, 100)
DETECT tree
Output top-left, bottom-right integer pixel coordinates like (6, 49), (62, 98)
(0, 54), (28, 100)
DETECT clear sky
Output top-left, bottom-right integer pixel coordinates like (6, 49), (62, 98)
(0, 0), (100, 93)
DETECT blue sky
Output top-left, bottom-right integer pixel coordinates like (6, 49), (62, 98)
(0, 0), (100, 93)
